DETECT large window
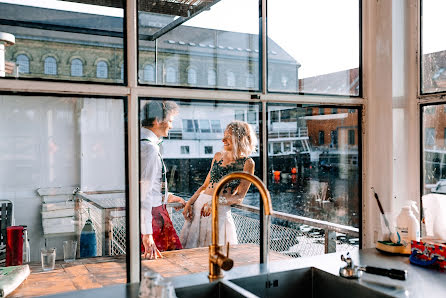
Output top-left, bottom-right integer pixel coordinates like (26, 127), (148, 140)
(268, 0), (360, 95)
(265, 104), (361, 233)
(137, 0), (260, 91)
(1, 1), (124, 83)
(0, 94), (127, 296)
(421, 0), (446, 94)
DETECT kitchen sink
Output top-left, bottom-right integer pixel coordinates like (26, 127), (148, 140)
(175, 279), (258, 298)
(230, 267), (392, 298)
(176, 267), (392, 298)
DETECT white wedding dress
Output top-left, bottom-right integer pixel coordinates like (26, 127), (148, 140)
(179, 193), (238, 248)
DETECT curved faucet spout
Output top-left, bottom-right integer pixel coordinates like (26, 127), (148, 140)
(209, 172), (273, 280)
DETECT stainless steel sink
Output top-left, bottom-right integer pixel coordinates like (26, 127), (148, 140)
(175, 280), (258, 298)
(230, 267), (392, 298)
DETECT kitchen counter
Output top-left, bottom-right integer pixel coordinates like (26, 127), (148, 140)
(40, 248), (446, 297)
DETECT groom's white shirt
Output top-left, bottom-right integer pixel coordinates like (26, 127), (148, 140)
(140, 127), (164, 235)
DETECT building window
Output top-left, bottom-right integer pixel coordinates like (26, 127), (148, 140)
(332, 108), (338, 114)
(207, 69), (216, 86)
(211, 120), (222, 133)
(425, 128), (435, 146)
(144, 64), (155, 82)
(44, 57), (57, 75)
(281, 75), (288, 88)
(166, 66), (177, 83)
(247, 111), (256, 124)
(182, 119), (195, 132)
(330, 130), (338, 148)
(16, 54), (29, 74)
(96, 61), (108, 78)
(348, 129), (355, 145)
(273, 143), (281, 154)
(187, 68), (197, 85)
(204, 146), (213, 154)
(246, 73), (255, 88)
(271, 110), (279, 122)
(235, 110), (245, 121)
(318, 131), (325, 145)
(199, 120), (211, 133)
(306, 108), (313, 116)
(319, 108), (324, 115)
(70, 59), (83, 77)
(181, 146), (190, 154)
(227, 71), (235, 87)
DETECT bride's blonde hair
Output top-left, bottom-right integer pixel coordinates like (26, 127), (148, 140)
(225, 121), (257, 160)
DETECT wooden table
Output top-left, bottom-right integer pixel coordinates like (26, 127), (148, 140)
(10, 244), (290, 297)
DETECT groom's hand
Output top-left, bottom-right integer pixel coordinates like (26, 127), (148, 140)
(142, 234), (162, 260)
(167, 194), (186, 211)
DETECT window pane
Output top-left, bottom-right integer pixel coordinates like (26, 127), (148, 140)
(96, 61), (108, 79)
(143, 64), (155, 82)
(268, 0), (360, 95)
(16, 54), (30, 74)
(139, 99), (263, 277)
(138, 0), (260, 91)
(1, 1), (124, 83)
(421, 0), (446, 94)
(422, 104), (446, 193)
(0, 94), (128, 296)
(211, 120), (222, 132)
(71, 59), (83, 77)
(266, 104), (360, 258)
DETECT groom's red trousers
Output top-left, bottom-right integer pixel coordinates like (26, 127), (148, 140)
(141, 204), (182, 252)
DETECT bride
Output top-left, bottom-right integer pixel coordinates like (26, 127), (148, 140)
(179, 120), (257, 248)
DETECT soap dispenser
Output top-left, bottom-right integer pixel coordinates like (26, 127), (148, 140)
(396, 204), (420, 248)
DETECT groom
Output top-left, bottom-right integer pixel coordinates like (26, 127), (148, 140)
(140, 100), (185, 259)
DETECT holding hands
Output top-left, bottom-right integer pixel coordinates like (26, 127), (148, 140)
(142, 234), (163, 260)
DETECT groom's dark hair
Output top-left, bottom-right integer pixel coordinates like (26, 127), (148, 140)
(141, 100), (179, 128)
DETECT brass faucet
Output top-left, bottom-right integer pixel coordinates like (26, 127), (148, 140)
(209, 172), (273, 280)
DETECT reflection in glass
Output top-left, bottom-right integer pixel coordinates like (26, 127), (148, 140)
(0, 94), (127, 296)
(421, 0), (446, 94)
(268, 0), (360, 95)
(1, 1), (124, 83)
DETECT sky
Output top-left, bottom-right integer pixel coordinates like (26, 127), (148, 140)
(1, 0), (445, 78)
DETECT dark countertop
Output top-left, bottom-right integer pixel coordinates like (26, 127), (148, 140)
(43, 249), (446, 298)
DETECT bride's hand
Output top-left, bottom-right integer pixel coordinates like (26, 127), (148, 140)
(182, 202), (193, 221)
(201, 203), (211, 217)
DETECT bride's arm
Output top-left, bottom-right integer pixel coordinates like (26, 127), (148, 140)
(183, 153), (219, 219)
(219, 158), (255, 206)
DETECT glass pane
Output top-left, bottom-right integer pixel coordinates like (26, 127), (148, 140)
(421, 0), (446, 94)
(0, 94), (127, 296)
(268, 0), (360, 95)
(139, 99), (270, 278)
(422, 104), (446, 194)
(1, 0), (124, 83)
(138, 0), (260, 91)
(266, 103), (360, 258)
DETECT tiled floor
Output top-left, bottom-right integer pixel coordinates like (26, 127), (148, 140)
(10, 244), (290, 297)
